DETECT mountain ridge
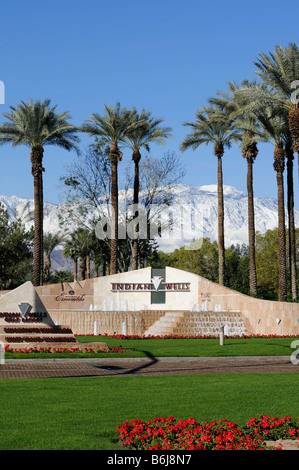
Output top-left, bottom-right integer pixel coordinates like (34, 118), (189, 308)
(0, 184), (297, 257)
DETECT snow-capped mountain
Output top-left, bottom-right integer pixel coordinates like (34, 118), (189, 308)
(0, 184), (297, 255)
(154, 183), (286, 251)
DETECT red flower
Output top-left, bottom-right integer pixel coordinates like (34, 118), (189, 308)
(115, 415), (299, 450)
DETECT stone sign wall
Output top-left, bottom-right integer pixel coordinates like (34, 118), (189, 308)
(1, 267), (299, 336)
(35, 280), (94, 312)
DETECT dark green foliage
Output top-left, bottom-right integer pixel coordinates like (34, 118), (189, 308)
(225, 244), (249, 294)
(0, 203), (34, 289)
(53, 270), (73, 284)
(148, 238), (245, 289)
(148, 231), (299, 299)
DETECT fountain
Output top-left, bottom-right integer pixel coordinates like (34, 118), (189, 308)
(175, 311), (247, 337)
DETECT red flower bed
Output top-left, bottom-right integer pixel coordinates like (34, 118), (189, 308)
(3, 344), (124, 354)
(116, 415), (299, 450)
(100, 333), (299, 340)
(242, 415), (299, 441)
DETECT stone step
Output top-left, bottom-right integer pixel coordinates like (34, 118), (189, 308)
(143, 311), (186, 336)
(143, 310), (248, 337)
(164, 311), (186, 317)
(156, 319), (181, 327)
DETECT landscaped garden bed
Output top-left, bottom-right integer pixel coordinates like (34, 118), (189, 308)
(2, 344), (126, 355)
(99, 333), (299, 339)
(116, 415), (299, 450)
(3, 333), (298, 358)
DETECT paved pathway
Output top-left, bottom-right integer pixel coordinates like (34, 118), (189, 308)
(0, 356), (297, 379)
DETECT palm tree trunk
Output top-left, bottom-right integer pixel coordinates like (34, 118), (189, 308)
(132, 150), (141, 271)
(110, 145), (119, 275)
(247, 157), (257, 296)
(31, 146), (44, 287)
(288, 107), (299, 154)
(73, 258), (78, 281)
(80, 257), (86, 281)
(286, 141), (297, 301)
(217, 155), (225, 285)
(274, 144), (287, 302)
(86, 254), (90, 279)
(44, 254), (51, 283)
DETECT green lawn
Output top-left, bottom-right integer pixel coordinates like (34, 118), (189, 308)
(86, 335), (297, 358)
(4, 335), (298, 359)
(0, 373), (298, 450)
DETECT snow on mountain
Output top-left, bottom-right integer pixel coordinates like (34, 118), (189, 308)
(0, 184), (297, 255)
(0, 194), (65, 237)
(157, 183), (284, 251)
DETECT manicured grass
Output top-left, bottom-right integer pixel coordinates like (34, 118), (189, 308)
(0, 373), (298, 450)
(78, 335), (297, 357)
(4, 335), (298, 359)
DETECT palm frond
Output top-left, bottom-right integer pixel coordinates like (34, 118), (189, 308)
(0, 98), (80, 152)
(180, 104), (241, 154)
(254, 43), (299, 104)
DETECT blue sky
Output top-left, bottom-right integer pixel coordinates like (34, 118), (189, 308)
(0, 0), (298, 207)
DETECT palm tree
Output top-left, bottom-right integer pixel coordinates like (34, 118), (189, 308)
(180, 105), (240, 285)
(63, 228), (92, 281)
(254, 43), (299, 158)
(63, 233), (80, 282)
(285, 137), (297, 301)
(13, 201), (34, 225)
(89, 229), (110, 277)
(253, 44), (299, 301)
(247, 107), (289, 301)
(209, 81), (262, 296)
(80, 103), (138, 275)
(0, 99), (79, 286)
(234, 78), (298, 301)
(273, 140), (287, 302)
(240, 134), (259, 297)
(43, 232), (65, 283)
(124, 109), (172, 270)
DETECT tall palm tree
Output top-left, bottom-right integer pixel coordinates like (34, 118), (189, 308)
(180, 105), (240, 285)
(124, 109), (172, 270)
(240, 134), (259, 297)
(0, 98), (79, 286)
(254, 43), (299, 158)
(80, 103), (138, 275)
(209, 81), (263, 296)
(234, 78), (298, 301)
(273, 140), (287, 302)
(253, 44), (299, 301)
(285, 137), (297, 301)
(247, 107), (289, 301)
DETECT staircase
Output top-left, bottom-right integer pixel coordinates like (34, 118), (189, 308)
(143, 311), (247, 337)
(143, 311), (186, 336)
